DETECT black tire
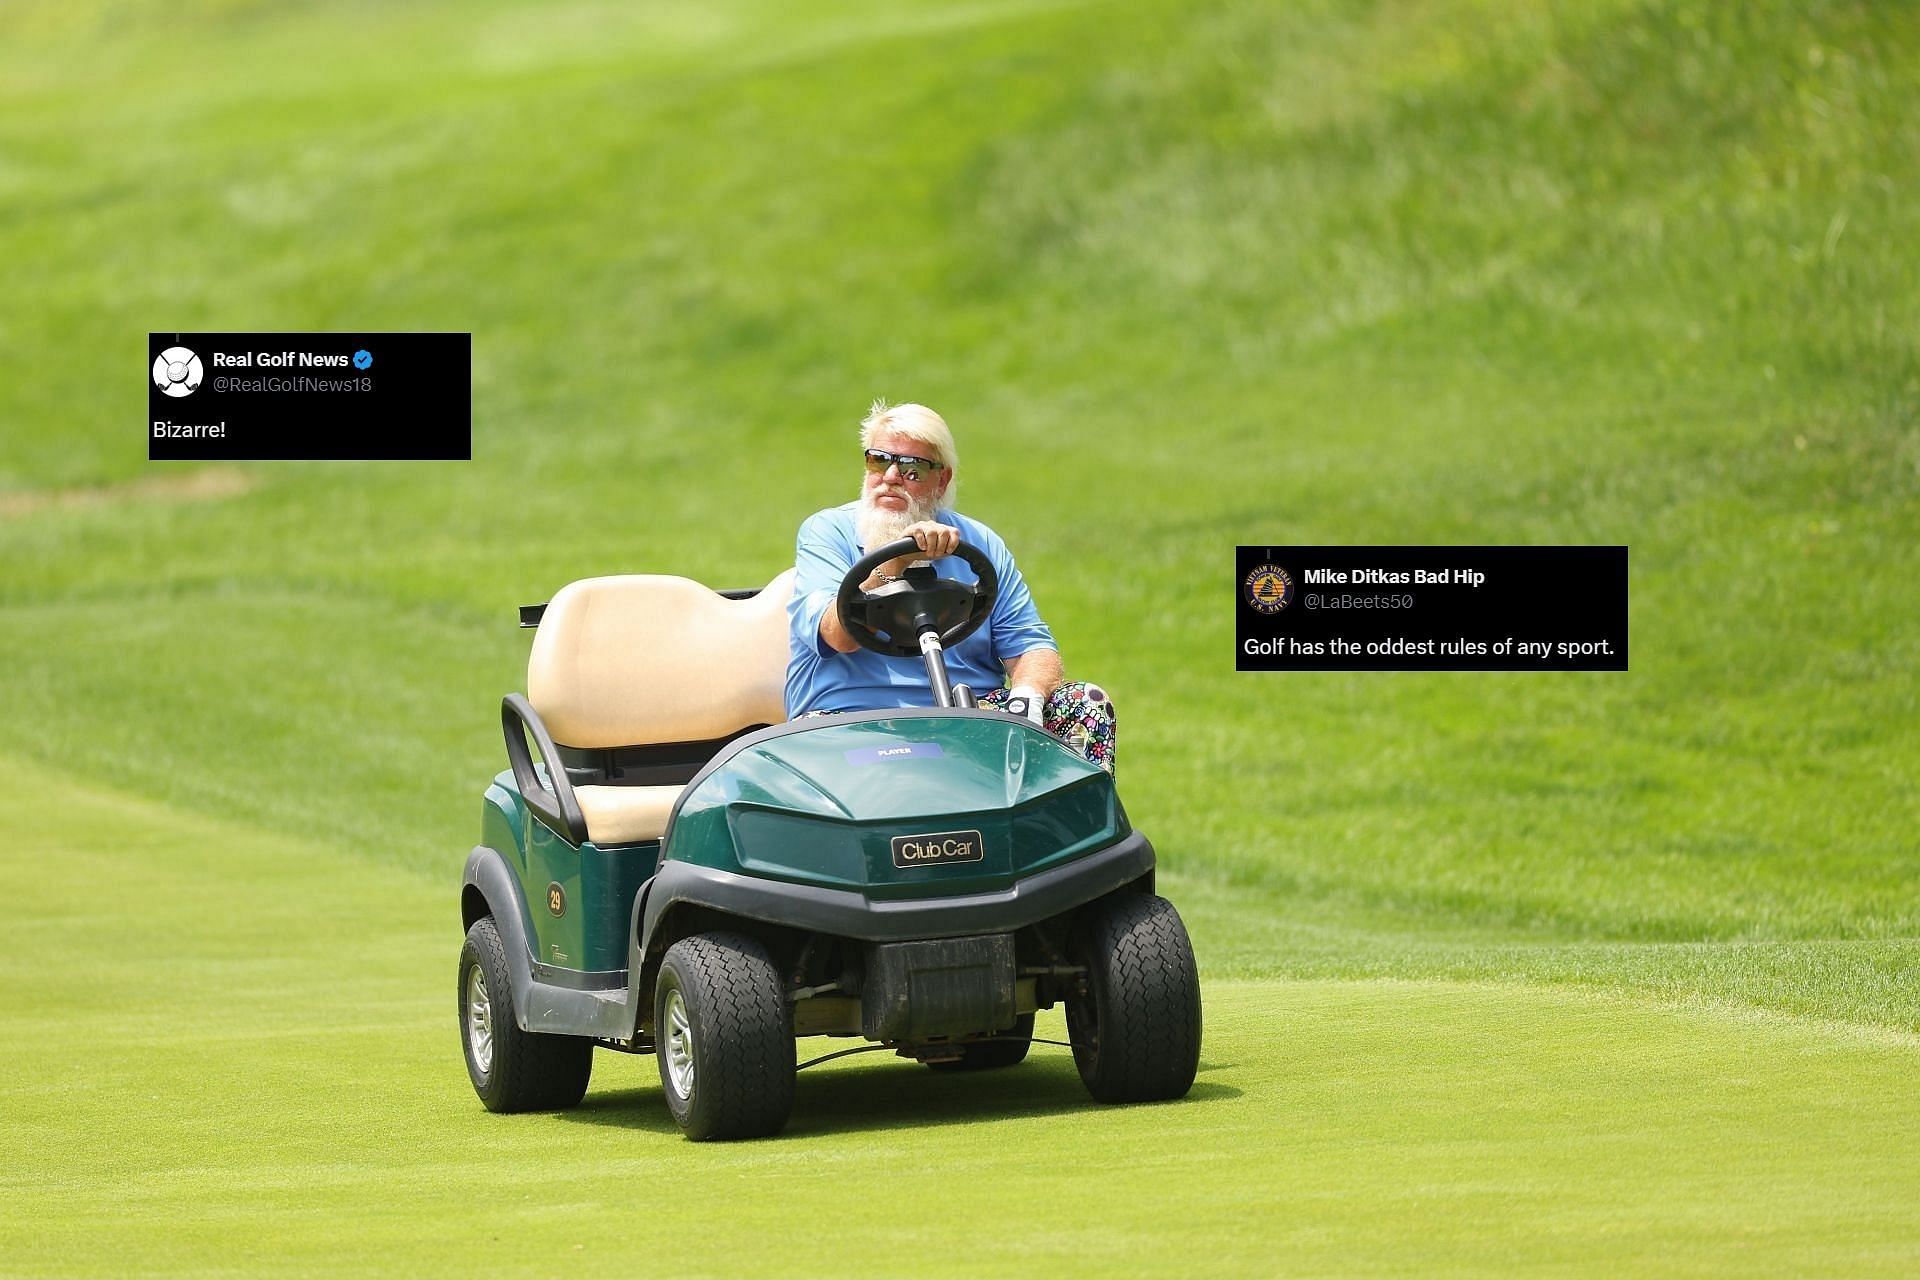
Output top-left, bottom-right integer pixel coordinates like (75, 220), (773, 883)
(1066, 893), (1202, 1103)
(927, 1012), (1035, 1072)
(654, 933), (795, 1141)
(458, 917), (593, 1112)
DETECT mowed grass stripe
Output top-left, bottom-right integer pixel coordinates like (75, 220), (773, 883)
(1174, 873), (1920, 1031)
(3, 759), (1917, 1277)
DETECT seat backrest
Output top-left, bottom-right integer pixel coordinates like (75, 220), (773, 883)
(527, 570), (794, 749)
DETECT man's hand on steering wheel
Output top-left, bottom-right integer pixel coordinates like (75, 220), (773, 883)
(867, 521), (961, 585)
(837, 535), (999, 659)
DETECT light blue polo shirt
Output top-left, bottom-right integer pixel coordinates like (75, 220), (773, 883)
(785, 502), (1056, 716)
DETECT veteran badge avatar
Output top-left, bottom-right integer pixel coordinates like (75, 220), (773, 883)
(152, 346), (203, 398)
(1244, 563), (1293, 614)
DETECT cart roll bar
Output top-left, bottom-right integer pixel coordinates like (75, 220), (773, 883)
(501, 693), (590, 844)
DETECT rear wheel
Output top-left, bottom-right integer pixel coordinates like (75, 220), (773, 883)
(458, 917), (593, 1112)
(927, 1012), (1035, 1072)
(654, 933), (795, 1140)
(1066, 894), (1202, 1103)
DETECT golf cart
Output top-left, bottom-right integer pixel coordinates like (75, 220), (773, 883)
(458, 538), (1202, 1139)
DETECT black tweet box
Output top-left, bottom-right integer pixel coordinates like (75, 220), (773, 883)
(147, 332), (470, 461)
(1237, 546), (1628, 671)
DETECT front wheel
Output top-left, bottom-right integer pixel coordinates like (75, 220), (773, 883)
(458, 917), (593, 1112)
(1066, 894), (1202, 1103)
(654, 933), (795, 1140)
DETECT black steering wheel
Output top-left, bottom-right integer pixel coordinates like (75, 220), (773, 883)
(835, 536), (999, 658)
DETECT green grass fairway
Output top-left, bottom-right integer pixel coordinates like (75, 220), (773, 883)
(2, 0), (1917, 1272)
(5, 763), (1917, 1277)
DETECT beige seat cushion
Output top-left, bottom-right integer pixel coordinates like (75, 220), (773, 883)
(572, 784), (683, 845)
(528, 569), (794, 845)
(529, 569), (793, 748)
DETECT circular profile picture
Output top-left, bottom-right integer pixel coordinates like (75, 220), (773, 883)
(152, 346), (203, 398)
(1243, 563), (1294, 614)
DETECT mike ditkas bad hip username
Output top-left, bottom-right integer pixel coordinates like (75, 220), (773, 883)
(1237, 546), (1628, 672)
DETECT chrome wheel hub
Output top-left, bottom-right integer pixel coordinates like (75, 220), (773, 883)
(664, 988), (695, 1100)
(466, 965), (494, 1074)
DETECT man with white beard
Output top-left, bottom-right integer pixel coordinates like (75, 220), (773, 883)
(785, 401), (1116, 772)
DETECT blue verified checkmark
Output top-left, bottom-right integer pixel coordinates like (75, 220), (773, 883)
(353, 349), (373, 370)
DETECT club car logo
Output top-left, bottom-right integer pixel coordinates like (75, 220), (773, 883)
(891, 829), (985, 869)
(1243, 563), (1293, 614)
(152, 346), (203, 397)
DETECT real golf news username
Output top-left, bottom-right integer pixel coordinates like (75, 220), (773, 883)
(147, 330), (470, 462)
(1236, 546), (1628, 672)
(205, 375), (375, 394)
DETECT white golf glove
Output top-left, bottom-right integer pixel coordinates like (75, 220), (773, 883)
(1005, 685), (1046, 727)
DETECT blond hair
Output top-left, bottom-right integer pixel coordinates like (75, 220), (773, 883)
(860, 400), (958, 506)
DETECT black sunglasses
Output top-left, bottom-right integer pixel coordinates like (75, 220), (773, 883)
(864, 448), (945, 483)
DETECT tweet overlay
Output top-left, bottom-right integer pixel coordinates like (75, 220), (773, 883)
(148, 332), (470, 461)
(1238, 546), (1628, 671)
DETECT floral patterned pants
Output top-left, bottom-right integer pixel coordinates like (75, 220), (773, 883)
(976, 681), (1115, 775)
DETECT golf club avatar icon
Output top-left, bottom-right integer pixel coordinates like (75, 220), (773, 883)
(152, 347), (203, 397)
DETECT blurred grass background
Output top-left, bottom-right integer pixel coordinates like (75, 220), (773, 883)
(4, 0), (1912, 1001)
